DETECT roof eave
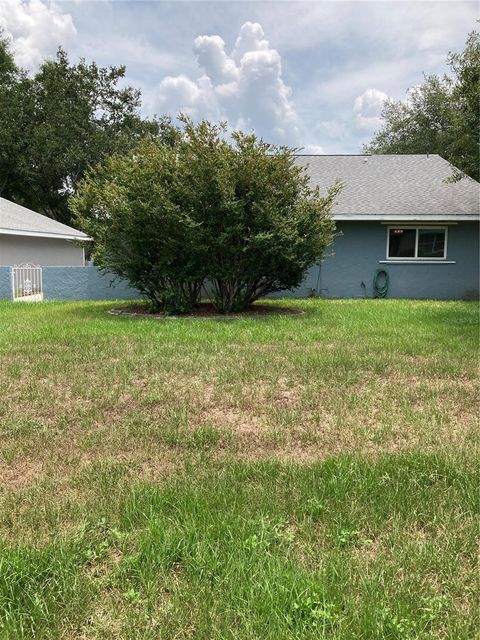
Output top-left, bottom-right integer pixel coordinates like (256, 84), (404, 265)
(332, 214), (479, 222)
(0, 228), (92, 241)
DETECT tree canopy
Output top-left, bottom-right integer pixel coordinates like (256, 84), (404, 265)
(365, 31), (479, 181)
(0, 35), (168, 224)
(71, 118), (339, 313)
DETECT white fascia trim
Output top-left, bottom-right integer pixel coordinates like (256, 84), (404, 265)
(380, 221), (458, 226)
(333, 215), (478, 222)
(0, 228), (92, 241)
(379, 260), (456, 265)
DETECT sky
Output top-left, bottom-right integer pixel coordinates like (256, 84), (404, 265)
(0, 0), (477, 153)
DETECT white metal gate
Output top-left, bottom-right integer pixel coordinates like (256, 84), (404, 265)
(11, 264), (43, 301)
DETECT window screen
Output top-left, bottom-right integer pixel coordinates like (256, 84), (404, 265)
(388, 228), (416, 258)
(417, 228), (446, 258)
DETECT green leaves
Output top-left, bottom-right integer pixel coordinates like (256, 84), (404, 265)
(72, 119), (338, 314)
(71, 137), (207, 313)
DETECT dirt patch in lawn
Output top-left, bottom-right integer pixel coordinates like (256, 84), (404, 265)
(0, 458), (43, 491)
(109, 302), (304, 319)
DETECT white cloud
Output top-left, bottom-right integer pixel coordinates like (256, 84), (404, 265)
(0, 0), (474, 155)
(306, 88), (390, 152)
(154, 21), (303, 146)
(232, 21), (269, 64)
(156, 74), (221, 121)
(193, 34), (238, 84)
(0, 0), (77, 70)
(353, 88), (389, 131)
(254, 1), (475, 59)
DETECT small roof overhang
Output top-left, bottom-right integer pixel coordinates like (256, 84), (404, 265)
(333, 214), (479, 222)
(0, 228), (92, 241)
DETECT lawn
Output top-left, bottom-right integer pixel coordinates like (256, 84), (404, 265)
(0, 299), (478, 639)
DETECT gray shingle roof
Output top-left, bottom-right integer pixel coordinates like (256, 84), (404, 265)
(1, 155), (478, 231)
(0, 197), (89, 239)
(295, 154), (480, 220)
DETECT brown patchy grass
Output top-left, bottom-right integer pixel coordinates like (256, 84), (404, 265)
(1, 338), (478, 493)
(0, 299), (477, 640)
(0, 299), (478, 581)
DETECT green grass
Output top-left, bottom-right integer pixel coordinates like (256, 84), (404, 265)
(0, 299), (478, 639)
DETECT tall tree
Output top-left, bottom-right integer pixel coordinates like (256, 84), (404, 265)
(0, 34), (31, 200)
(365, 31), (479, 181)
(0, 41), (166, 224)
(0, 32), (16, 81)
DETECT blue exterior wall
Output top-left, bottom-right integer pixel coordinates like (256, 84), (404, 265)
(0, 267), (11, 299)
(41, 267), (139, 301)
(1, 223), (478, 301)
(0, 266), (139, 301)
(293, 221), (479, 299)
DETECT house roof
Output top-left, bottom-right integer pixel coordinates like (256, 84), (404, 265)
(295, 154), (480, 221)
(1, 155), (477, 232)
(0, 197), (90, 240)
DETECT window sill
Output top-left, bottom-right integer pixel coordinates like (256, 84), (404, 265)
(379, 260), (456, 264)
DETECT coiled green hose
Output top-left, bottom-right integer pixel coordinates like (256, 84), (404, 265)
(373, 269), (389, 298)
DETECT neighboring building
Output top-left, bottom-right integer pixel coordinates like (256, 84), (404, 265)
(0, 197), (138, 302)
(292, 154), (480, 299)
(0, 196), (89, 267)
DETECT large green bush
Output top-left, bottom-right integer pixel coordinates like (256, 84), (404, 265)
(72, 118), (340, 313)
(71, 139), (206, 313)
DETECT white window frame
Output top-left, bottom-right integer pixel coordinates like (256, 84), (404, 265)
(385, 226), (448, 261)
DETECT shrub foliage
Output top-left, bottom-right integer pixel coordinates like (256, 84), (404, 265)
(72, 118), (340, 313)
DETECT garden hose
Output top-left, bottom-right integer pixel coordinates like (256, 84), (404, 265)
(373, 269), (389, 298)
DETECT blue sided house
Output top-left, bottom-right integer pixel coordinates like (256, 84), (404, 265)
(0, 153), (478, 301)
(294, 154), (479, 300)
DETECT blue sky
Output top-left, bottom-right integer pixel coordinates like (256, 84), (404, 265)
(1, 1), (477, 152)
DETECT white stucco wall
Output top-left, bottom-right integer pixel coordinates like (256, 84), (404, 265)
(0, 235), (85, 266)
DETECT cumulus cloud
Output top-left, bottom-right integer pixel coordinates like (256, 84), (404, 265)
(193, 34), (238, 84)
(0, 0), (77, 70)
(353, 88), (389, 131)
(232, 21), (269, 64)
(156, 74), (221, 122)
(155, 21), (303, 146)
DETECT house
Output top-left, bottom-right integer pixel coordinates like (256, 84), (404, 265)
(292, 154), (480, 299)
(0, 197), (136, 301)
(1, 154), (478, 302)
(0, 196), (89, 267)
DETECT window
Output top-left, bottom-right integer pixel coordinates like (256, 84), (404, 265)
(417, 229), (445, 258)
(387, 227), (447, 260)
(388, 228), (416, 258)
